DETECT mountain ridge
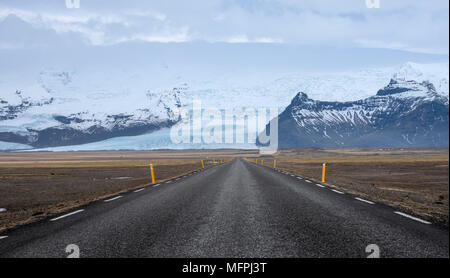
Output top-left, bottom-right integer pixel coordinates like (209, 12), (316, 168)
(262, 78), (448, 148)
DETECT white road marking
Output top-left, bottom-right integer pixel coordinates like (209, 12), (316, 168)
(104, 196), (122, 202)
(316, 184), (325, 188)
(166, 181), (172, 184)
(153, 183), (160, 187)
(134, 188), (145, 193)
(297, 177), (302, 180)
(0, 236), (8, 240)
(50, 209), (84, 221)
(394, 211), (431, 224)
(112, 177), (132, 180)
(355, 197), (375, 205)
(331, 189), (345, 194)
(290, 175), (295, 177)
(0, 208), (6, 212)
(305, 180), (312, 183)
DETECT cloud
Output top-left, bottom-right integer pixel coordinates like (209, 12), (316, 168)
(122, 26), (190, 43)
(0, 0), (447, 54)
(123, 10), (167, 21)
(0, 7), (188, 45)
(216, 35), (282, 43)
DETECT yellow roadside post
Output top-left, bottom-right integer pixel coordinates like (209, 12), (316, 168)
(150, 164), (156, 184)
(273, 159), (277, 168)
(322, 163), (326, 183)
(201, 160), (204, 169)
(261, 159), (264, 165)
(214, 160), (216, 166)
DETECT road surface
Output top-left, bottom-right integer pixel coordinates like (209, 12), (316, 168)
(0, 158), (448, 257)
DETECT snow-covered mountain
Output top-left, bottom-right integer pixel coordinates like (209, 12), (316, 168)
(264, 77), (449, 148)
(0, 69), (185, 148)
(0, 62), (448, 150)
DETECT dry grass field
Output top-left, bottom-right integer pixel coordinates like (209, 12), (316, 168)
(258, 148), (449, 226)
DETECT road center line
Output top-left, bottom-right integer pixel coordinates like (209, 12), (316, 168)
(394, 211), (431, 224)
(316, 184), (325, 188)
(50, 209), (84, 221)
(355, 197), (375, 204)
(104, 196), (122, 202)
(134, 188), (145, 193)
(331, 189), (345, 194)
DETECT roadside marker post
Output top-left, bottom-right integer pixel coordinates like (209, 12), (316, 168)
(322, 163), (326, 183)
(150, 164), (156, 184)
(261, 159), (264, 165)
(201, 160), (204, 169)
(273, 159), (277, 168)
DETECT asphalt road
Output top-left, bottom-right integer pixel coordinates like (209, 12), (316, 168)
(0, 158), (448, 258)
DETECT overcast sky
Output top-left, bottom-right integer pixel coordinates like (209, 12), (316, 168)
(0, 0), (448, 76)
